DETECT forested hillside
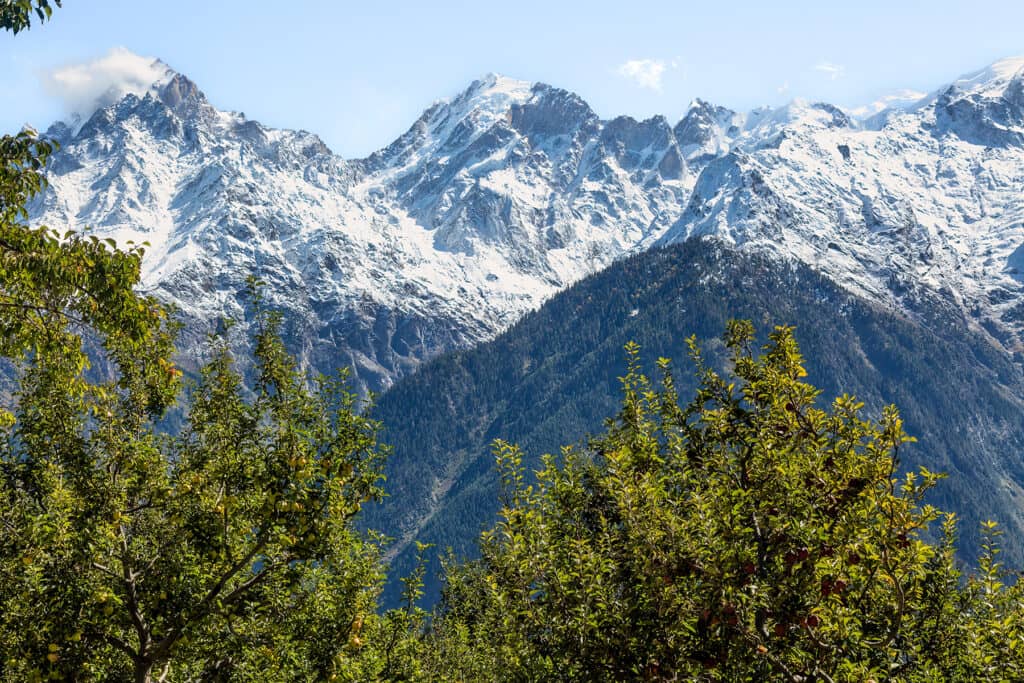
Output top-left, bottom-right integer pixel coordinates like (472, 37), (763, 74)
(367, 239), (1024, 605)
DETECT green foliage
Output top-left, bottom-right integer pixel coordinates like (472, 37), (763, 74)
(0, 291), (389, 681)
(1, 124), (172, 426)
(423, 325), (1024, 681)
(1, 128), (54, 213)
(346, 542), (436, 682)
(0, 0), (60, 34)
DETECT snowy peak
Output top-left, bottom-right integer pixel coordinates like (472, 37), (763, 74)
(737, 100), (854, 140)
(44, 59), (215, 146)
(48, 53), (179, 136)
(419, 73), (536, 147)
(674, 99), (740, 162)
(930, 57), (1024, 147)
(367, 74), (595, 176)
(364, 72), (680, 263)
(453, 73), (535, 117)
(363, 74), (530, 175)
(948, 56), (1024, 97)
(672, 97), (853, 166)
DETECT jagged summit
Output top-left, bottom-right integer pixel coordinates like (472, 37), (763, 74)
(456, 73), (534, 110)
(155, 70), (207, 111)
(422, 72), (535, 145)
(365, 72), (598, 177)
(49, 55), (179, 136)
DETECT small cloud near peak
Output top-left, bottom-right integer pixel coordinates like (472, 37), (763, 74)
(42, 47), (170, 121)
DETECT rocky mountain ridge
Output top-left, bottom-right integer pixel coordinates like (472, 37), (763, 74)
(27, 57), (1024, 390)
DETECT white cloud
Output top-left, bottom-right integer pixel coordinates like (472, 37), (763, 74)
(777, 81), (790, 95)
(814, 62), (845, 81)
(42, 47), (167, 119)
(616, 59), (668, 91)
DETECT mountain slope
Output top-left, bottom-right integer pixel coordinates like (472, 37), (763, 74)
(365, 240), (1024, 606)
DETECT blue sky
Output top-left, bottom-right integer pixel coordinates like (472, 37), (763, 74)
(2, 0), (1023, 157)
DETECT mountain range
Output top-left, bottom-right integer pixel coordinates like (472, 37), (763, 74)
(29, 57), (1024, 391)
(25, 56), (1024, 603)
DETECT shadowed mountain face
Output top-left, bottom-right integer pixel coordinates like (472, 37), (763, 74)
(27, 58), (1024, 395)
(365, 240), (1024, 606)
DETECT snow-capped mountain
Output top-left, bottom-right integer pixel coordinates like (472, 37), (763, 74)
(27, 57), (1024, 391)
(31, 66), (692, 391)
(660, 57), (1024, 356)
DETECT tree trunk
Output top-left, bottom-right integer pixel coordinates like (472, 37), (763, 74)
(133, 658), (153, 683)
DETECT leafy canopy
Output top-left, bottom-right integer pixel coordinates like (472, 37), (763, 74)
(0, 289), (391, 682)
(422, 322), (1024, 682)
(0, 0), (61, 34)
